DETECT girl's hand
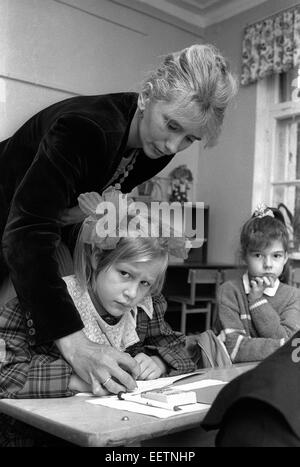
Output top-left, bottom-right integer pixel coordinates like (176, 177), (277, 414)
(69, 374), (94, 394)
(248, 275), (276, 302)
(134, 353), (166, 380)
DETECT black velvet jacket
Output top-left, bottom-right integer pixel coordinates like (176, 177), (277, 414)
(0, 92), (174, 344)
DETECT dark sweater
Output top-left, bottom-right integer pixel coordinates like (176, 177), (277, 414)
(217, 277), (300, 362)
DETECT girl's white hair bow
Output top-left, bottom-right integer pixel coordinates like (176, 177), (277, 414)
(77, 187), (190, 259)
(253, 203), (274, 219)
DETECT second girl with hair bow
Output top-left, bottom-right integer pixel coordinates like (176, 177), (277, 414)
(215, 204), (300, 363)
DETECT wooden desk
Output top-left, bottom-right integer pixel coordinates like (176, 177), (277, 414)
(0, 364), (255, 447)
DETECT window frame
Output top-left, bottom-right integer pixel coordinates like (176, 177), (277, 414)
(253, 72), (300, 256)
(253, 74), (300, 208)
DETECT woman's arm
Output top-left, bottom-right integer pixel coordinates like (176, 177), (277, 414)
(2, 115), (108, 346)
(0, 298), (138, 397)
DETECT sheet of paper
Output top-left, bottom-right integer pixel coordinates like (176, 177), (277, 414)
(75, 369), (207, 397)
(87, 395), (209, 418)
(82, 376), (226, 419)
(174, 379), (227, 391)
(134, 370), (206, 394)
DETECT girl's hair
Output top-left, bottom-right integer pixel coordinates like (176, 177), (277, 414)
(240, 207), (289, 259)
(141, 43), (238, 147)
(74, 235), (169, 297)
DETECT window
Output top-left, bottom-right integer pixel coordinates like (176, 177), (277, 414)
(253, 67), (300, 252)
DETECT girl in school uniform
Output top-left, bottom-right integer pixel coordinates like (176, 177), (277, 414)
(0, 189), (195, 446)
(215, 204), (300, 363)
(202, 205), (300, 446)
(0, 188), (195, 398)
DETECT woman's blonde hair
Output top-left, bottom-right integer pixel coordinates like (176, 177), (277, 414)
(142, 43), (238, 147)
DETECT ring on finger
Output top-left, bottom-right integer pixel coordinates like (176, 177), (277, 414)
(102, 376), (112, 387)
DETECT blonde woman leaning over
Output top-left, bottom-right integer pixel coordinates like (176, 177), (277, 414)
(0, 43), (237, 397)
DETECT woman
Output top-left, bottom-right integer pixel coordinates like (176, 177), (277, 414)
(0, 43), (237, 395)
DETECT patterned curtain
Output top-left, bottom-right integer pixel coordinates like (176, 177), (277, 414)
(241, 6), (300, 85)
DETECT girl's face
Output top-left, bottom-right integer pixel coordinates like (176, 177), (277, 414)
(137, 97), (203, 159)
(245, 239), (288, 281)
(94, 258), (164, 318)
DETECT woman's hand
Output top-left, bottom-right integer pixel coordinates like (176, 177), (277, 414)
(134, 353), (166, 380)
(248, 275), (276, 302)
(55, 330), (140, 396)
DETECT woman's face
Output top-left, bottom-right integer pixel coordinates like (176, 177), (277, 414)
(137, 97), (203, 159)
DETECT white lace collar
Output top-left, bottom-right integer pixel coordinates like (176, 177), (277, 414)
(131, 294), (153, 321)
(62, 275), (153, 351)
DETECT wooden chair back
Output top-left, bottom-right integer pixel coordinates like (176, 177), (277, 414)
(221, 268), (245, 284)
(187, 269), (222, 305)
(291, 268), (300, 288)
